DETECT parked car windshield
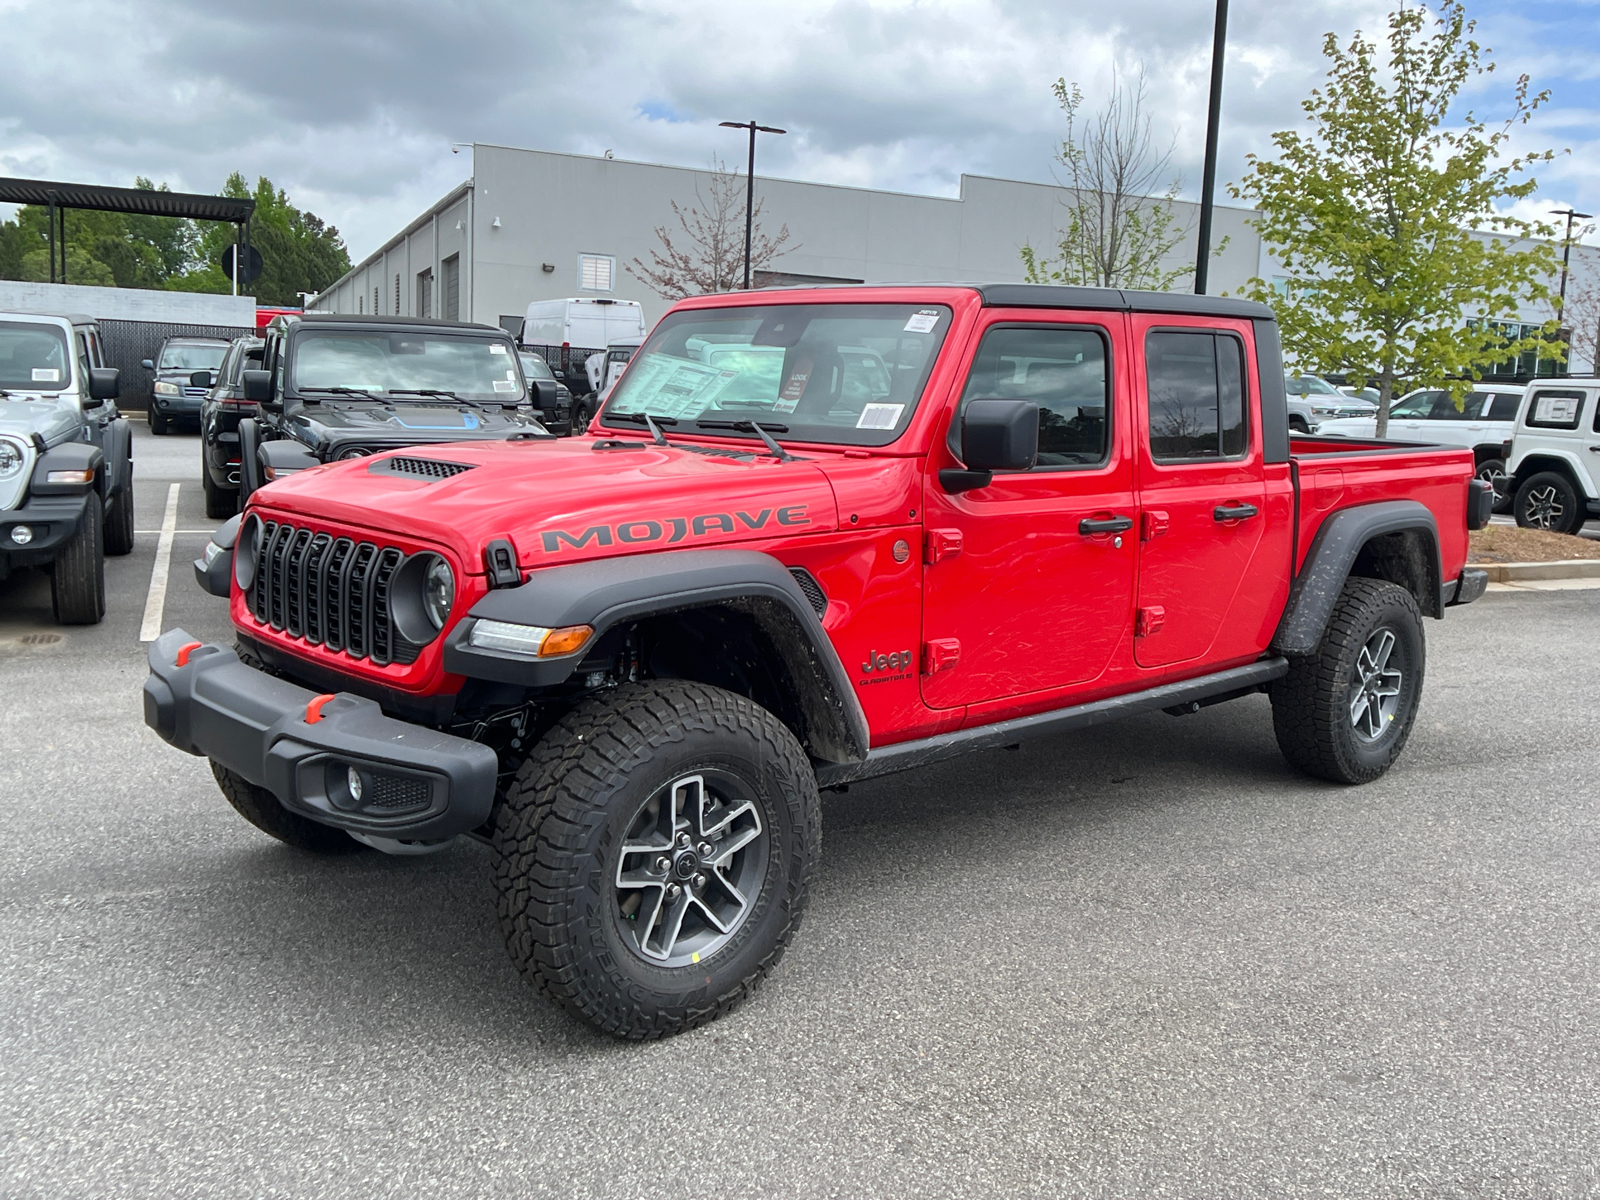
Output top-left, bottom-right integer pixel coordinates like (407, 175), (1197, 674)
(159, 342), (228, 371)
(0, 320), (71, 391)
(518, 351), (556, 381)
(291, 331), (526, 401)
(602, 303), (951, 446)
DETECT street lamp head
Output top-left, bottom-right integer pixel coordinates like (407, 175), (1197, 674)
(718, 121), (747, 129)
(755, 125), (787, 135)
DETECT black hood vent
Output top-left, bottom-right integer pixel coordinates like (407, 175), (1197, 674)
(369, 456), (476, 480)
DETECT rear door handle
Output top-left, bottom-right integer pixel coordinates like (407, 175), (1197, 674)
(1214, 503), (1259, 522)
(1079, 515), (1134, 535)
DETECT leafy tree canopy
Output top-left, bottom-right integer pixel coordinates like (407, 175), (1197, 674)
(0, 173), (350, 306)
(1231, 1), (1562, 436)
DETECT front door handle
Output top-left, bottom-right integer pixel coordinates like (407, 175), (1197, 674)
(1214, 503), (1259, 522)
(1079, 515), (1134, 535)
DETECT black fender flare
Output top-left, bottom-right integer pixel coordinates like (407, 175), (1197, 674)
(237, 419), (264, 500)
(258, 438), (320, 478)
(444, 548), (870, 764)
(1272, 500), (1443, 657)
(28, 442), (105, 499)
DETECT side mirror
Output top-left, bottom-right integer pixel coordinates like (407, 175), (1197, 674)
(88, 367), (120, 402)
(529, 378), (559, 409)
(241, 369), (271, 403)
(943, 399), (1038, 492)
(140, 358), (155, 371)
(190, 370), (214, 388)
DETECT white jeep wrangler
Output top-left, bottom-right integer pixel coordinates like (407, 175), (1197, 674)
(1505, 378), (1600, 535)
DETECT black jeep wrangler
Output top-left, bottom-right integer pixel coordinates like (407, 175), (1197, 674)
(236, 314), (556, 500)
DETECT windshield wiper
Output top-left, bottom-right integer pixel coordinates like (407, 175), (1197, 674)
(387, 388), (458, 399)
(609, 411), (678, 445)
(301, 386), (380, 401)
(695, 418), (795, 461)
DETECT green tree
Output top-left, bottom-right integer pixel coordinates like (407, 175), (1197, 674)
(185, 173), (350, 305)
(1021, 72), (1199, 292)
(1231, 1), (1561, 436)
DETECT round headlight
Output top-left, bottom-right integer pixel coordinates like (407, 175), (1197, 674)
(0, 440), (22, 479)
(234, 515), (262, 592)
(338, 446), (372, 460)
(423, 557), (455, 630)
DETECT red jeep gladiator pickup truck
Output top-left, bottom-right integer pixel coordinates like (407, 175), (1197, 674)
(148, 284), (1492, 1038)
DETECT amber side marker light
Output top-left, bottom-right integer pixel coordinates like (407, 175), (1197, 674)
(468, 619), (594, 657)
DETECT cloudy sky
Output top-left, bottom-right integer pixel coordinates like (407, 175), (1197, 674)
(1, 0), (1595, 261)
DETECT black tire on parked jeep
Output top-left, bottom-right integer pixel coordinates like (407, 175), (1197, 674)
(203, 466), (238, 520)
(1514, 470), (1584, 534)
(105, 475), (136, 557)
(149, 407), (168, 435)
(50, 501), (105, 625)
(1476, 458), (1512, 515)
(210, 760), (365, 854)
(492, 680), (821, 1039)
(1270, 576), (1424, 785)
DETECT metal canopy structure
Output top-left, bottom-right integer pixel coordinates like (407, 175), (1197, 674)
(0, 175), (256, 293)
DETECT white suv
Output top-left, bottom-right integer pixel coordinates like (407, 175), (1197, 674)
(1504, 378), (1600, 535)
(1314, 383), (1525, 501)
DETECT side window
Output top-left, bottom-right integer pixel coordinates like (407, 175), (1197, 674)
(1487, 393), (1522, 422)
(1145, 330), (1246, 462)
(954, 325), (1110, 468)
(1526, 388), (1585, 431)
(74, 332), (92, 388)
(1390, 390), (1443, 419)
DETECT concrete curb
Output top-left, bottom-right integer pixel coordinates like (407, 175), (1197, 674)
(1476, 559), (1600, 582)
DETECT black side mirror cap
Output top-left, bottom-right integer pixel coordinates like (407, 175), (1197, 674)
(530, 378), (558, 409)
(241, 369), (271, 403)
(88, 367), (120, 402)
(190, 370), (214, 388)
(140, 358), (155, 370)
(961, 399), (1039, 472)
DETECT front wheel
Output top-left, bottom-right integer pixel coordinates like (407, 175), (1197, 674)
(492, 681), (820, 1039)
(149, 407), (168, 435)
(1514, 471), (1583, 534)
(1270, 577), (1424, 784)
(50, 502), (105, 624)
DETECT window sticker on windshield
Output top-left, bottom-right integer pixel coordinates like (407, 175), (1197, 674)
(903, 310), (941, 334)
(856, 402), (905, 430)
(32, 368), (60, 382)
(1534, 394), (1579, 424)
(616, 354), (740, 419)
(493, 380), (517, 392)
(489, 343), (507, 354)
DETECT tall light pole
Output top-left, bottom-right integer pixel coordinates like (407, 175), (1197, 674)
(1193, 0), (1229, 295)
(1551, 208), (1592, 315)
(719, 119), (786, 289)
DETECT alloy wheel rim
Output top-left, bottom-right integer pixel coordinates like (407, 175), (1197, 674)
(1479, 464), (1506, 494)
(1349, 627), (1404, 741)
(1525, 485), (1563, 529)
(614, 771), (767, 967)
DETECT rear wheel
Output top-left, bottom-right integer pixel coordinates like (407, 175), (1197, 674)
(210, 761), (365, 854)
(149, 407), (168, 435)
(1514, 471), (1584, 534)
(1270, 577), (1424, 784)
(492, 681), (820, 1039)
(50, 502), (105, 625)
(203, 466), (238, 519)
(1476, 458), (1512, 514)
(104, 474), (136, 556)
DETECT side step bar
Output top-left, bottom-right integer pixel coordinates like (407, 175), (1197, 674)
(815, 658), (1289, 788)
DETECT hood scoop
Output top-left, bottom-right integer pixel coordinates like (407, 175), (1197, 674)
(369, 456), (477, 481)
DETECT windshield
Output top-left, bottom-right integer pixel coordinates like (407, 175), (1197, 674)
(602, 303), (951, 446)
(519, 351), (556, 381)
(1286, 374), (1340, 396)
(159, 342), (228, 371)
(292, 331), (526, 401)
(0, 320), (71, 391)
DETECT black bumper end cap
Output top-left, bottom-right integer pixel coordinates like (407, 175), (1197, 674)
(1447, 567), (1489, 607)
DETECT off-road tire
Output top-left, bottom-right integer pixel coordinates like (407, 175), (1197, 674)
(492, 680), (821, 1040)
(1270, 577), (1424, 784)
(105, 476), (136, 557)
(203, 467), (238, 519)
(1514, 470), (1583, 534)
(1476, 457), (1513, 515)
(50, 502), (105, 624)
(149, 407), (168, 435)
(210, 761), (364, 854)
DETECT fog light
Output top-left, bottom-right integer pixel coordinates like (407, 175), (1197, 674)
(347, 765), (364, 804)
(10, 525), (33, 545)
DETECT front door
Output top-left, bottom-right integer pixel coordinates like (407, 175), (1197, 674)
(1132, 319), (1268, 669)
(921, 313), (1137, 709)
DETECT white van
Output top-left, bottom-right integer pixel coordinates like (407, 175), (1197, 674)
(521, 298), (645, 394)
(1504, 378), (1600, 534)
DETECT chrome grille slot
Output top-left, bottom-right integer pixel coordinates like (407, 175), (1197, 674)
(247, 522), (424, 667)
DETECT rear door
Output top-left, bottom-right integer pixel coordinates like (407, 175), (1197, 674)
(921, 309), (1137, 709)
(1131, 318), (1270, 669)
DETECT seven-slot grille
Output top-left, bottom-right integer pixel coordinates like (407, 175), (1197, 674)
(248, 521), (422, 666)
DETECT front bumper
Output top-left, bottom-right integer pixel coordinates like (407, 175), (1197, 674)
(143, 628), (499, 842)
(152, 391), (205, 415)
(0, 493), (90, 570)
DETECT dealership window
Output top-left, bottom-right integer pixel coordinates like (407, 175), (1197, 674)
(579, 253), (615, 293)
(417, 269), (432, 318)
(442, 255), (460, 321)
(1146, 331), (1247, 461)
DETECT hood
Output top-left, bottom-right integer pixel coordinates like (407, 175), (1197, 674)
(292, 402), (545, 451)
(0, 398), (82, 447)
(254, 436), (841, 573)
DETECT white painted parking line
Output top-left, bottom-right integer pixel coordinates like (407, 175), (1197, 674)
(139, 484), (181, 643)
(135, 530), (216, 535)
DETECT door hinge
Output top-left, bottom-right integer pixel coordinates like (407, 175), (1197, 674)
(925, 528), (963, 564)
(1135, 606), (1165, 637)
(1141, 510), (1169, 541)
(922, 638), (961, 675)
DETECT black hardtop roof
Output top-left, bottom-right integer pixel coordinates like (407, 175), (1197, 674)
(742, 281), (1276, 322)
(275, 312), (508, 335)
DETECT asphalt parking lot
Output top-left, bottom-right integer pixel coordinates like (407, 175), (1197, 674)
(3, 419), (1599, 1199)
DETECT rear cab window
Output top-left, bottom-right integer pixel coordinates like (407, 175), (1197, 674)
(1145, 330), (1248, 461)
(1525, 388), (1587, 431)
